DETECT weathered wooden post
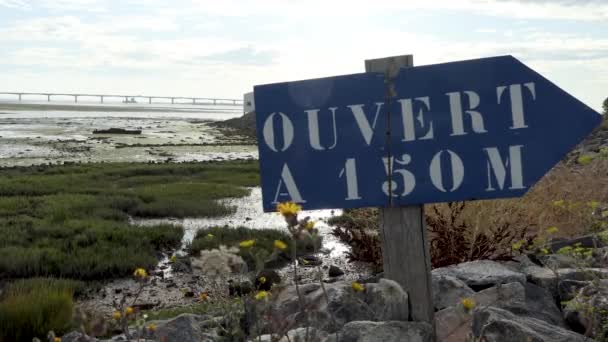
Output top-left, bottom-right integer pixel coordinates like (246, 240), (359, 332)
(365, 55), (435, 328)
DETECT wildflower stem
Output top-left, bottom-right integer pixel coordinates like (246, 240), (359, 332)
(291, 239), (309, 340)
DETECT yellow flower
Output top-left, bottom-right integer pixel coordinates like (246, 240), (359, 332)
(305, 221), (316, 230)
(206, 233), (214, 239)
(254, 290), (269, 300)
(133, 268), (148, 278)
(54, 338), (61, 342)
(546, 226), (559, 234)
(112, 311), (122, 320)
(199, 292), (209, 301)
(147, 323), (157, 332)
(552, 200), (565, 207)
(239, 239), (255, 248)
(540, 248), (550, 255)
(577, 154), (594, 165)
(602, 210), (608, 218)
(351, 282), (365, 292)
(277, 202), (302, 217)
(274, 240), (288, 250)
(511, 240), (524, 251)
(125, 306), (134, 315)
(461, 297), (475, 311)
(587, 201), (600, 209)
(170, 255), (177, 263)
(259, 276), (267, 284)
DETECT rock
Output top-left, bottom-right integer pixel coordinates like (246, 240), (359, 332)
(92, 128), (142, 135)
(557, 279), (590, 302)
(255, 269), (281, 291)
(256, 327), (329, 342)
(329, 265), (345, 278)
(563, 280), (608, 338)
(299, 255), (322, 267)
(538, 254), (579, 268)
(335, 321), (433, 342)
(522, 265), (558, 297)
(432, 274), (475, 310)
(472, 282), (564, 327)
(183, 290), (195, 298)
(435, 306), (471, 342)
(155, 314), (220, 342)
(548, 234), (606, 252)
(472, 307), (588, 342)
(432, 260), (526, 290)
(62, 331), (98, 342)
(557, 267), (608, 282)
(267, 279), (408, 332)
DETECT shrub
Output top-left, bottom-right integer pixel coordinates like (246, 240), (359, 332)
(189, 226), (320, 269)
(0, 278), (78, 342)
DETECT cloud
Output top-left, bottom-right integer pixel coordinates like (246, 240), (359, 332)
(0, 0), (30, 9)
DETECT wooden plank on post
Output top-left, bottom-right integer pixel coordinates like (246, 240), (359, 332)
(364, 55), (435, 328)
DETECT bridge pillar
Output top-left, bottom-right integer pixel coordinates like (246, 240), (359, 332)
(75, 95), (78, 103)
(18, 94), (21, 101)
(171, 98), (174, 104)
(213, 99), (216, 105)
(47, 95), (51, 102)
(149, 97), (152, 104)
(100, 96), (104, 104)
(192, 98), (195, 104)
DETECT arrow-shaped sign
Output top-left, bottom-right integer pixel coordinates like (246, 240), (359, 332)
(254, 55), (602, 212)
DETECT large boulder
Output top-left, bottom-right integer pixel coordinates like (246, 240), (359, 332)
(435, 281), (565, 341)
(432, 260), (526, 290)
(563, 280), (608, 338)
(432, 274), (475, 310)
(472, 307), (588, 342)
(334, 321), (433, 342)
(154, 314), (220, 342)
(265, 279), (409, 333)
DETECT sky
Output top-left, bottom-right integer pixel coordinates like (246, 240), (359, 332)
(0, 0), (606, 111)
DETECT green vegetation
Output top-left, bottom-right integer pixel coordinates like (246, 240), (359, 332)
(190, 226), (294, 268)
(0, 278), (80, 342)
(0, 161), (260, 279)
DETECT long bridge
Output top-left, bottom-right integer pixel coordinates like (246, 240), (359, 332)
(0, 92), (243, 106)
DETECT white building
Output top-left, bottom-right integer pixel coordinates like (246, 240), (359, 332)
(243, 92), (255, 114)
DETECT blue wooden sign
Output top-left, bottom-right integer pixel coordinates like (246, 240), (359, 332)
(254, 56), (602, 212)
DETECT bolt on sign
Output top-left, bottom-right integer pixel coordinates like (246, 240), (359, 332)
(254, 55), (603, 212)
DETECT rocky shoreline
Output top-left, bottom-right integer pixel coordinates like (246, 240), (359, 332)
(58, 232), (607, 341)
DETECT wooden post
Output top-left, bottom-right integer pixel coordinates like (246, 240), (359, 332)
(364, 55), (435, 330)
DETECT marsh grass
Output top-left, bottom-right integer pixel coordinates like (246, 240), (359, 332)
(0, 161), (259, 279)
(0, 278), (80, 342)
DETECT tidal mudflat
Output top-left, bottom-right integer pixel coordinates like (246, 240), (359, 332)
(0, 102), (256, 167)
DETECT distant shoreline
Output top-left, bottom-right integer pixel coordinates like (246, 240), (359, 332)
(0, 102), (239, 113)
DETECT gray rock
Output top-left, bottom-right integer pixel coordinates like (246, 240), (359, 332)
(558, 267), (608, 281)
(267, 279), (408, 332)
(472, 307), (588, 342)
(558, 279), (590, 302)
(256, 327), (329, 342)
(154, 314), (220, 342)
(435, 306), (471, 342)
(539, 254), (579, 268)
(329, 265), (345, 277)
(563, 280), (608, 338)
(548, 234), (606, 252)
(472, 282), (565, 327)
(62, 331), (98, 342)
(522, 265), (558, 297)
(336, 321), (433, 342)
(432, 274), (475, 310)
(432, 260), (526, 290)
